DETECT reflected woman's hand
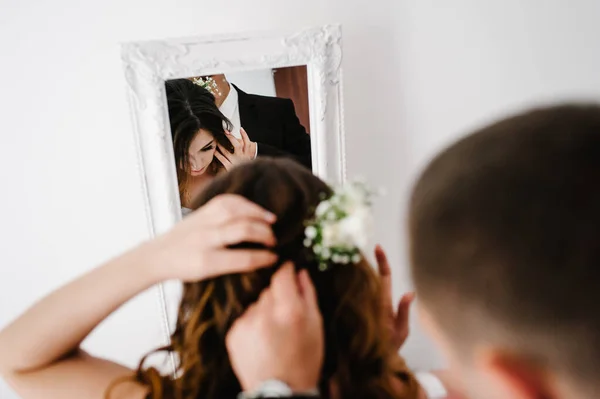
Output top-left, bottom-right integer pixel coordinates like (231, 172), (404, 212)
(215, 128), (257, 170)
(150, 194), (278, 282)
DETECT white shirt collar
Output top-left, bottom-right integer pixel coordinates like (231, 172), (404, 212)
(219, 83), (238, 118)
(219, 83), (241, 139)
(217, 83), (257, 158)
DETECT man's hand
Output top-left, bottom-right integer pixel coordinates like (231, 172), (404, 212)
(375, 245), (415, 351)
(226, 262), (324, 393)
(215, 128), (257, 170)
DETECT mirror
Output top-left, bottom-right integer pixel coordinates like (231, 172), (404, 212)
(121, 25), (345, 374)
(165, 68), (312, 216)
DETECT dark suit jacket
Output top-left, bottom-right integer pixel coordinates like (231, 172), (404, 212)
(235, 85), (312, 170)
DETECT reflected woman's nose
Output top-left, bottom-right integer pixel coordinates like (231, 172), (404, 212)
(190, 156), (199, 171)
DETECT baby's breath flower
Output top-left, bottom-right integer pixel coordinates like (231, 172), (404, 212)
(191, 76), (222, 97)
(303, 181), (380, 271)
(305, 226), (317, 239)
(315, 201), (330, 217)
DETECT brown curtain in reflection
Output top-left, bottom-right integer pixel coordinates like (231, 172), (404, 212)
(273, 66), (310, 134)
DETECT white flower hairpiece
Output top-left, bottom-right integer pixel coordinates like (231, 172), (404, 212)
(303, 180), (380, 271)
(191, 76), (222, 97)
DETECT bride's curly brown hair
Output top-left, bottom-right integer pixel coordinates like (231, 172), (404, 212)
(112, 158), (419, 399)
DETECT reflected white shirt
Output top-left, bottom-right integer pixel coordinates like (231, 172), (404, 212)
(218, 84), (258, 159)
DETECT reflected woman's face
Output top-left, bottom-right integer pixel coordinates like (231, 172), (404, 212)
(187, 129), (216, 176)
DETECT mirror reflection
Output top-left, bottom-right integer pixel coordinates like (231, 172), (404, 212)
(165, 68), (311, 216)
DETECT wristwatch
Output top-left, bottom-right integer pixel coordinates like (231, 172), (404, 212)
(238, 379), (320, 398)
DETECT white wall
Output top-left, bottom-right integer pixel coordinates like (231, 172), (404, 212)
(2, 0), (600, 396)
(227, 70), (277, 97)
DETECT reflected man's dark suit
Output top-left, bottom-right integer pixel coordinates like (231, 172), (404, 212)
(235, 85), (312, 170)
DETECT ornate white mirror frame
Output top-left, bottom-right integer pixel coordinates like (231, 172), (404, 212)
(120, 25), (346, 372)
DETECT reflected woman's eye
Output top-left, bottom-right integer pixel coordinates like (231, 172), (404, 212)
(199, 140), (215, 152)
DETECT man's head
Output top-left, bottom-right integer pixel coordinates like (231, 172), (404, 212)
(409, 104), (600, 399)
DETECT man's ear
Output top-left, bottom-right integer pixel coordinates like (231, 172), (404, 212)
(476, 348), (556, 399)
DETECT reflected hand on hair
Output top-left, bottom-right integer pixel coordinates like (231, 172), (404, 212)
(150, 194), (278, 282)
(215, 128), (257, 171)
(226, 262), (324, 393)
(375, 245), (415, 351)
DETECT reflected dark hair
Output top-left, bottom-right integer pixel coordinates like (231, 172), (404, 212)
(409, 103), (600, 394)
(165, 79), (234, 200)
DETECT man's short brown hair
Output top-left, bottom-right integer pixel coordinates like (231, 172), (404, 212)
(409, 104), (600, 389)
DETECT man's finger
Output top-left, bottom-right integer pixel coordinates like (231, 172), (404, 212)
(202, 194), (276, 224)
(270, 262), (301, 304)
(216, 144), (233, 158)
(224, 132), (242, 150)
(214, 150), (231, 168)
(238, 127), (248, 148)
(226, 302), (258, 347)
(233, 301), (258, 326)
(256, 284), (274, 308)
(240, 128), (251, 150)
(205, 249), (278, 278)
(297, 269), (319, 312)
